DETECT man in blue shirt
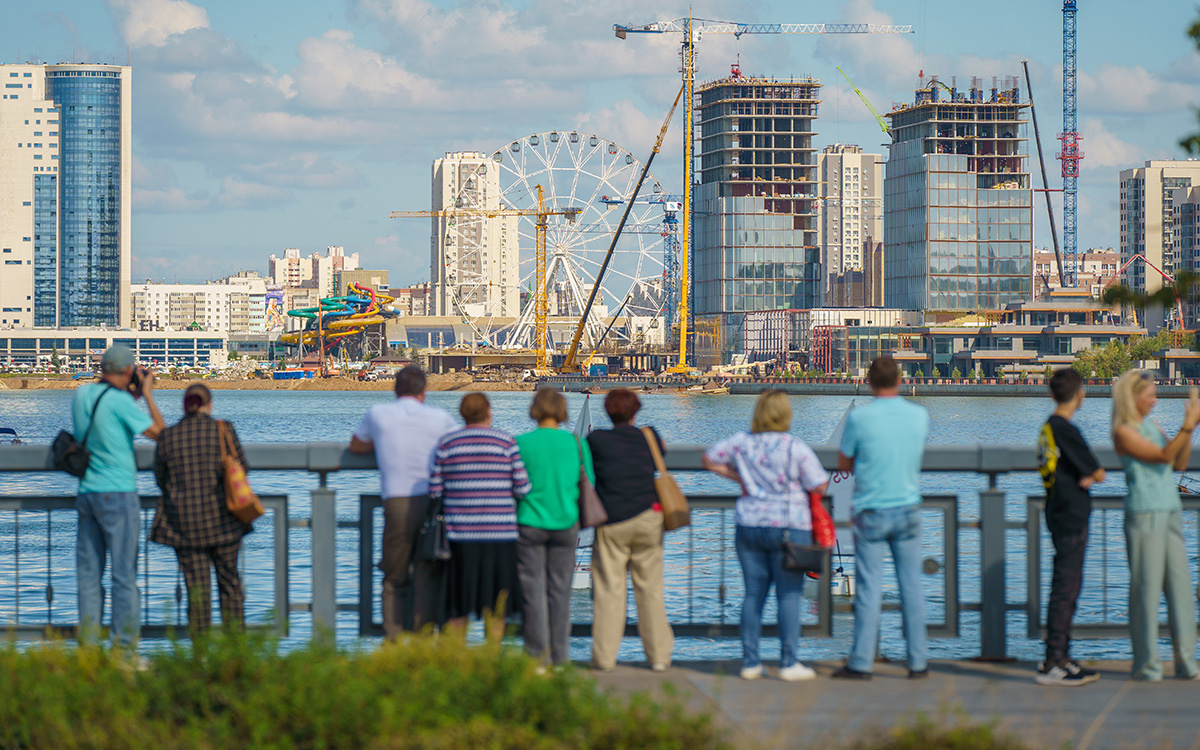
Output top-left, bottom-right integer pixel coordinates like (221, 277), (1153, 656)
(72, 344), (165, 647)
(832, 356), (930, 680)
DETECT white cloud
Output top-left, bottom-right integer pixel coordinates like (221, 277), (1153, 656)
(240, 153), (366, 190)
(1078, 58), (1200, 115)
(107, 0), (209, 48)
(1079, 117), (1148, 170)
(214, 177), (295, 209)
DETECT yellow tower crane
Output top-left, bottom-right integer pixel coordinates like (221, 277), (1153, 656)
(390, 185), (580, 369)
(613, 17), (912, 372)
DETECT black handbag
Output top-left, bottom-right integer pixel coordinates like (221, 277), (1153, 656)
(414, 499), (452, 565)
(781, 529), (827, 574)
(52, 386), (114, 478)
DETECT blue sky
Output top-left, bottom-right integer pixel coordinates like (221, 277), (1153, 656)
(3, 0), (1199, 287)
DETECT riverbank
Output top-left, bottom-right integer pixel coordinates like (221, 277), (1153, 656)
(0, 372), (535, 392)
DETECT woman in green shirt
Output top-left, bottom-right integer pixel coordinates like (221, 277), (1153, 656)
(1112, 370), (1200, 681)
(515, 387), (594, 665)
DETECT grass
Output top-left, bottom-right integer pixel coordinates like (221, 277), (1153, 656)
(0, 631), (729, 750)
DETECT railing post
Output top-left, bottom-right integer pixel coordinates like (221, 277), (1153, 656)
(979, 475), (1007, 660)
(311, 471), (337, 639)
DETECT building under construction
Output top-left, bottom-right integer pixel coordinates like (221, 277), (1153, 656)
(693, 72), (824, 367)
(883, 75), (1034, 320)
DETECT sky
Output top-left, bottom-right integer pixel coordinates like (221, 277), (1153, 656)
(2, 0), (1199, 287)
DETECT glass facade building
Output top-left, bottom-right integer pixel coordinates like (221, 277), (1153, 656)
(693, 75), (822, 366)
(0, 63), (130, 330)
(45, 67), (129, 327)
(883, 76), (1033, 318)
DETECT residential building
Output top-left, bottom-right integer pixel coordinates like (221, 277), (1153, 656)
(1119, 160), (1200, 296)
(883, 75), (1033, 319)
(430, 151), (520, 318)
(1173, 186), (1200, 328)
(267, 245), (359, 297)
(334, 269), (389, 297)
(1032, 247), (1119, 299)
(693, 73), (824, 366)
(818, 144), (882, 295)
(0, 63), (132, 329)
(130, 282), (262, 333)
(828, 238), (885, 307)
(743, 307), (921, 364)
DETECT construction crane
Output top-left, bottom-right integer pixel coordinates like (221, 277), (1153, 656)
(1102, 254), (1186, 329)
(389, 185), (581, 369)
(614, 17), (913, 372)
(562, 85), (685, 373)
(1058, 0), (1083, 286)
(837, 66), (889, 134)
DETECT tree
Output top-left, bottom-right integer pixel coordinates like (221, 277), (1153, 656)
(1043, 364), (1054, 380)
(931, 366), (941, 378)
(227, 349), (241, 361)
(50, 347), (61, 371)
(951, 366), (962, 379)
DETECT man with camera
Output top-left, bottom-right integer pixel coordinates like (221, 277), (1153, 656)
(71, 344), (166, 649)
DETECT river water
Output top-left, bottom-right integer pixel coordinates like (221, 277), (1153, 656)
(1, 388), (1195, 665)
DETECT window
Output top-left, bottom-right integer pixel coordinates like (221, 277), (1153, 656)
(4, 261), (21, 265)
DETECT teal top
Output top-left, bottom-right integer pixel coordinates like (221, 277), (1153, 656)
(1120, 420), (1182, 514)
(71, 383), (154, 494)
(515, 427), (595, 530)
(839, 396), (929, 511)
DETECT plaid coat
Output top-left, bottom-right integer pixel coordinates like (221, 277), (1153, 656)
(151, 413), (252, 549)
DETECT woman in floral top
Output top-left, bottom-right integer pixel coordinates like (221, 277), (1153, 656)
(703, 389), (829, 682)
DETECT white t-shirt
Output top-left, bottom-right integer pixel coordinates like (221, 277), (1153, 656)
(353, 396), (458, 498)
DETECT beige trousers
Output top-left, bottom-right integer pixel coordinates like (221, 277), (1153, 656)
(590, 508), (674, 669)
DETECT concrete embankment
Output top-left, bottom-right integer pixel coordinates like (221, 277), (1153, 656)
(552, 378), (1200, 398)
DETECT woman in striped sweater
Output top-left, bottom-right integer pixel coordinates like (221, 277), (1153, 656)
(430, 393), (531, 639)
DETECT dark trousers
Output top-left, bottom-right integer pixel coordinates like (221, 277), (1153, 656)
(175, 541), (243, 637)
(381, 495), (443, 638)
(1045, 525), (1088, 663)
(516, 524), (578, 664)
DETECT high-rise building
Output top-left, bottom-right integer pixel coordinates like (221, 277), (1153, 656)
(0, 63), (132, 329)
(267, 245), (359, 297)
(818, 144), (882, 295)
(1172, 185), (1200, 328)
(883, 75), (1033, 319)
(1119, 160), (1200, 296)
(130, 282), (259, 333)
(693, 73), (823, 366)
(430, 151), (519, 318)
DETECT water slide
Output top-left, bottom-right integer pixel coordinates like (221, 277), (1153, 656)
(279, 283), (396, 351)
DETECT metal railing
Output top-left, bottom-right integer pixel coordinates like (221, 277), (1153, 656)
(2, 442), (1198, 659)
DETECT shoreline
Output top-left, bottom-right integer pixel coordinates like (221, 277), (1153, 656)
(0, 374), (536, 393)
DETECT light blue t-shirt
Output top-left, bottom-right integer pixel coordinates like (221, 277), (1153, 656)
(839, 396), (929, 512)
(1120, 420), (1182, 515)
(71, 383), (153, 494)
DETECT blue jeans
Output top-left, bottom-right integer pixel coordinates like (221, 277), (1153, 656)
(76, 492), (141, 647)
(848, 504), (927, 673)
(735, 525), (811, 669)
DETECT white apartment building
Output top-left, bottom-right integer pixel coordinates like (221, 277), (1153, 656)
(268, 246), (359, 297)
(818, 144), (882, 296)
(0, 63), (132, 329)
(1033, 247), (1119, 298)
(131, 282), (266, 333)
(1119, 160), (1200, 295)
(430, 152), (519, 318)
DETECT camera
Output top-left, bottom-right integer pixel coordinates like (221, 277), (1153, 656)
(129, 367), (153, 398)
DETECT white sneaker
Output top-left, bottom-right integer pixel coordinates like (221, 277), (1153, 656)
(740, 665), (763, 680)
(779, 663), (817, 682)
(651, 662), (669, 673)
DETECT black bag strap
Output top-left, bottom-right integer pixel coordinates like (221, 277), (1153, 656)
(80, 385), (116, 449)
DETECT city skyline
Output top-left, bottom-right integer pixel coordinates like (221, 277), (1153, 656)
(1, 0), (1198, 288)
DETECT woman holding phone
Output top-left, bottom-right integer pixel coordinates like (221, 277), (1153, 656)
(1112, 371), (1200, 681)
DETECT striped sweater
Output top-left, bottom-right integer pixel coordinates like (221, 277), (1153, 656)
(429, 427), (531, 542)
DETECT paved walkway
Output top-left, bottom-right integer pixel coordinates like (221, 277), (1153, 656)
(592, 660), (1200, 749)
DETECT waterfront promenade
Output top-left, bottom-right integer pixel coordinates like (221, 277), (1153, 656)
(595, 659), (1200, 750)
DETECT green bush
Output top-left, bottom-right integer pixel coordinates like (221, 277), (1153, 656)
(843, 711), (1032, 750)
(0, 632), (729, 750)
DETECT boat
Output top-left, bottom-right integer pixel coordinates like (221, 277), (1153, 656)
(0, 427), (21, 445)
(685, 379), (730, 395)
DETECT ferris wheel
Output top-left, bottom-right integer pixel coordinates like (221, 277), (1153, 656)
(445, 131), (670, 350)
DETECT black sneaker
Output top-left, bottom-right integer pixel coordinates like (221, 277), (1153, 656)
(831, 665), (872, 680)
(1035, 659), (1099, 686)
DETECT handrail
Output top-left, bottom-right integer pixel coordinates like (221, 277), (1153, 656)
(0, 443), (1174, 474)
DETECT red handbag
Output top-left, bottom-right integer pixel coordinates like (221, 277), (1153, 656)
(809, 490), (835, 549)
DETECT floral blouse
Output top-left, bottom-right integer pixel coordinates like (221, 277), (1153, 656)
(705, 431), (829, 529)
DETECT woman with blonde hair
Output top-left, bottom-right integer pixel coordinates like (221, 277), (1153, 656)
(703, 389), (829, 681)
(1112, 369), (1200, 681)
(515, 386), (594, 665)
